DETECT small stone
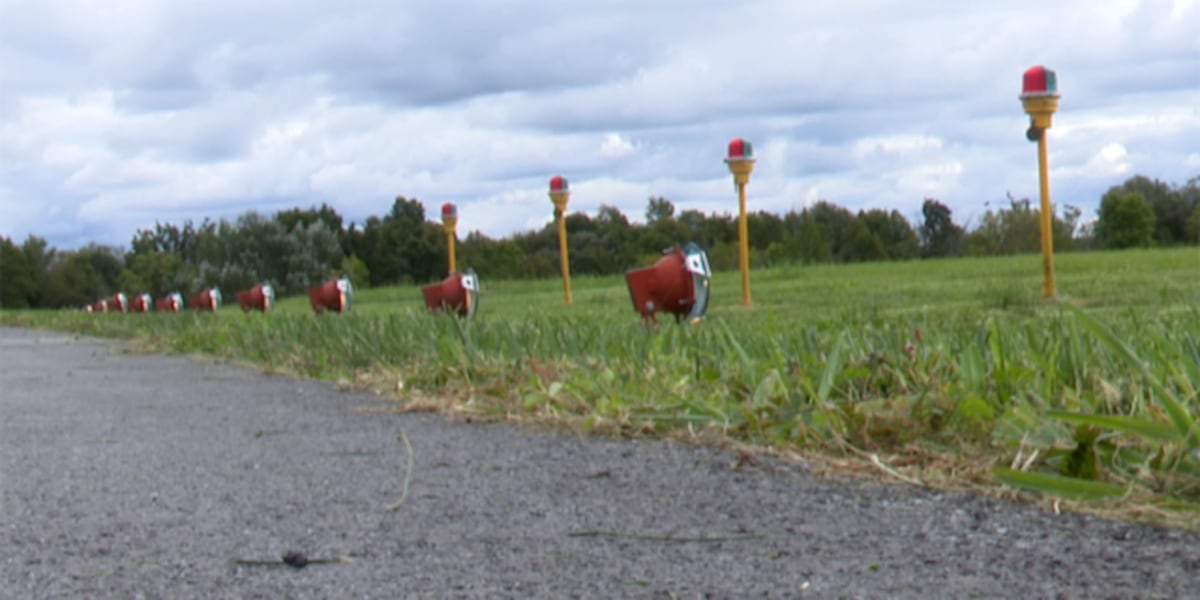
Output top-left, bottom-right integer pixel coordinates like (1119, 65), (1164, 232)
(282, 551), (308, 568)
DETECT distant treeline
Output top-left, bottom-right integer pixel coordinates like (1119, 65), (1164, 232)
(2, 174), (1197, 309)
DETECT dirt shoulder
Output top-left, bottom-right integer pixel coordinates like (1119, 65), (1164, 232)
(2, 326), (1197, 598)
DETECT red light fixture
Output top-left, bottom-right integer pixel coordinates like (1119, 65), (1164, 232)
(128, 292), (152, 313)
(155, 292), (183, 312)
(237, 282), (275, 312)
(190, 288), (222, 312)
(422, 268), (479, 317)
(104, 292), (128, 313)
(624, 243), (712, 324)
(308, 277), (352, 314)
(726, 138), (753, 162)
(1020, 65), (1058, 98)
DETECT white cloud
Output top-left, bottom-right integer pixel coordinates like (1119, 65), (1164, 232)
(0, 0), (1197, 249)
(599, 133), (636, 159)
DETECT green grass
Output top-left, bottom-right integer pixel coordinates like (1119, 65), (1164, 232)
(5, 246), (1200, 527)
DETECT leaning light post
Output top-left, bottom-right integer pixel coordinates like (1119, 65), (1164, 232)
(548, 175), (572, 305)
(1020, 65), (1060, 299)
(725, 138), (755, 305)
(441, 202), (458, 274)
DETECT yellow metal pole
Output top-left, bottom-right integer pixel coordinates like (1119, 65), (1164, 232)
(1036, 134), (1055, 298)
(736, 180), (751, 305)
(725, 152), (755, 306)
(1022, 97), (1058, 299)
(549, 182), (572, 305)
(556, 213), (571, 304)
(441, 203), (458, 275)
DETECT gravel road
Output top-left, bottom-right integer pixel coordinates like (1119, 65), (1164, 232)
(2, 326), (1198, 599)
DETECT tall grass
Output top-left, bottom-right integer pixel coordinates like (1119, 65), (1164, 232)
(5, 247), (1200, 524)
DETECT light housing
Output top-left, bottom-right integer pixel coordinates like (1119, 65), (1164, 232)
(308, 277), (353, 314)
(422, 268), (479, 318)
(190, 288), (221, 312)
(237, 282), (275, 312)
(624, 242), (711, 324)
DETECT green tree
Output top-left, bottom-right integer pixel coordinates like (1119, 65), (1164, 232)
(20, 235), (55, 307)
(1110, 175), (1188, 245)
(1181, 176), (1200, 244)
(919, 199), (964, 258)
(41, 249), (119, 308)
(767, 209), (832, 265)
(0, 236), (36, 308)
(126, 251), (184, 298)
(359, 197), (443, 285)
(636, 197), (689, 258)
(340, 255), (371, 289)
(1096, 190), (1155, 249)
(1187, 204), (1200, 245)
(593, 204), (638, 273)
(963, 197), (1041, 256)
(41, 255), (93, 308)
(275, 203), (349, 255)
(807, 201), (861, 262)
(460, 232), (529, 280)
(746, 211), (785, 252)
(678, 209), (735, 250)
(858, 208), (920, 260)
(645, 196), (675, 223)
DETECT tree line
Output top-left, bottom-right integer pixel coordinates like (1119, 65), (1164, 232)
(2, 173), (1198, 309)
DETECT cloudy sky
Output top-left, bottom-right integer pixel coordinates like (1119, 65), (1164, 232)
(1, 0), (1197, 250)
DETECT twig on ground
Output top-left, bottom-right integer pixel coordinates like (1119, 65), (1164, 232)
(838, 442), (924, 486)
(386, 429), (414, 511)
(232, 552), (351, 569)
(868, 452), (923, 486)
(568, 530), (763, 543)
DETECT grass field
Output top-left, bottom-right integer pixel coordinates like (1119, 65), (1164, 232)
(5, 246), (1200, 528)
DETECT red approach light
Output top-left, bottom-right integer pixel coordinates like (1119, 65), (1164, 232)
(727, 137), (753, 160)
(624, 242), (712, 324)
(190, 288), (222, 312)
(308, 277), (352, 314)
(422, 269), (479, 317)
(237, 282), (275, 312)
(104, 292), (128, 313)
(549, 175), (569, 192)
(1021, 65), (1058, 98)
(90, 299), (107, 313)
(128, 293), (152, 313)
(155, 292), (183, 312)
(441, 202), (457, 220)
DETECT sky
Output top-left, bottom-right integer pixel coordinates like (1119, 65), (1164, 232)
(1, 0), (1198, 251)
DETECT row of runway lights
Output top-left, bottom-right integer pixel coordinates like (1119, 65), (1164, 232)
(83, 277), (352, 316)
(81, 239), (714, 324)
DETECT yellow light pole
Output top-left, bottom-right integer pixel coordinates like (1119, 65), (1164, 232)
(441, 202), (458, 274)
(548, 175), (572, 305)
(725, 138), (755, 305)
(1020, 65), (1061, 299)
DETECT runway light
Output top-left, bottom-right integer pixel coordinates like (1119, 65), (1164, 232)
(308, 277), (352, 314)
(190, 288), (222, 312)
(237, 282), (275, 312)
(422, 268), (480, 318)
(624, 243), (712, 324)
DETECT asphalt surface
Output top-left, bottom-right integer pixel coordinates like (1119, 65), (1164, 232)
(2, 325), (1199, 599)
